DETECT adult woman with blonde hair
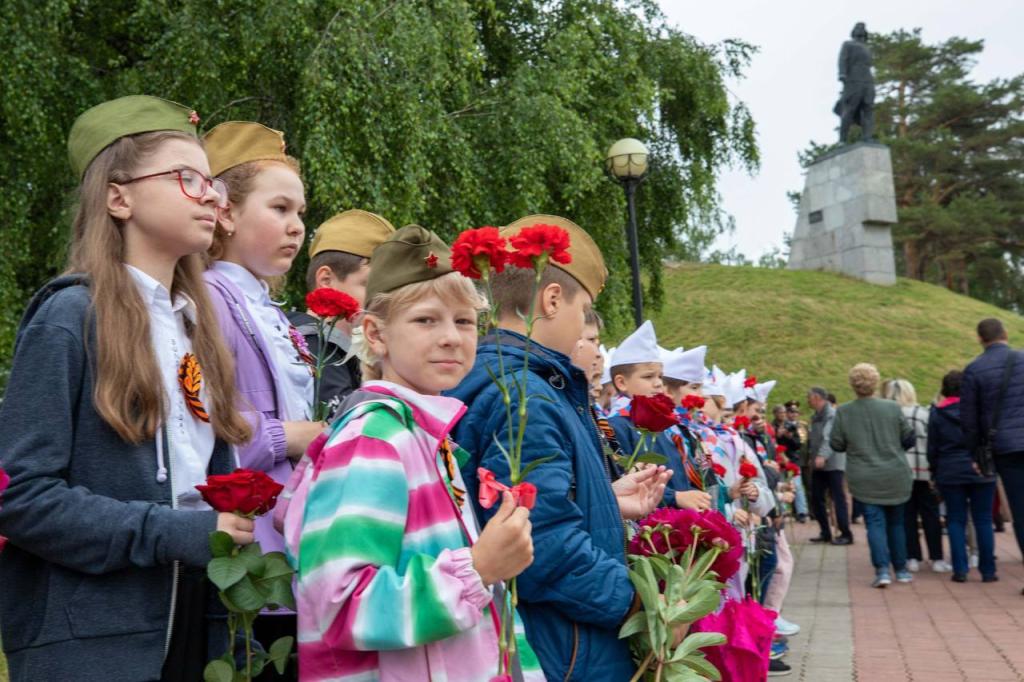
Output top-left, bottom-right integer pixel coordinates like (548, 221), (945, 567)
(882, 378), (952, 573)
(831, 364), (915, 587)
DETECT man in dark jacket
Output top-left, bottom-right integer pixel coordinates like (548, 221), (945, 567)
(450, 215), (668, 681)
(961, 318), (1024, 558)
(808, 387), (853, 545)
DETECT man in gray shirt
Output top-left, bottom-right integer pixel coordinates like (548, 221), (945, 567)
(808, 386), (853, 545)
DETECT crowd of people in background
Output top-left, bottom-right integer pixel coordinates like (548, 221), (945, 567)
(1, 95), (1022, 682)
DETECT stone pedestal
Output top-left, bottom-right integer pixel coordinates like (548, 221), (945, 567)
(787, 142), (898, 285)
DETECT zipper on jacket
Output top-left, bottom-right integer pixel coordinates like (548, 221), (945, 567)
(162, 425), (181, 662)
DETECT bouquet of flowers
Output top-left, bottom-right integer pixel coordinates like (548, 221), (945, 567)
(621, 508), (742, 681)
(197, 469), (295, 681)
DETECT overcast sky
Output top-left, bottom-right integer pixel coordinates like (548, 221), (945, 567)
(657, 0), (1024, 262)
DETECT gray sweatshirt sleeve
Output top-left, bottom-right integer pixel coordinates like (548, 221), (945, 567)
(0, 321), (217, 574)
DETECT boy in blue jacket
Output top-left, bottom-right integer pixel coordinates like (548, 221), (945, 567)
(450, 214), (669, 681)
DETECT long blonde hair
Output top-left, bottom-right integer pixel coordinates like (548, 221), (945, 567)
(355, 272), (487, 381)
(66, 131), (251, 445)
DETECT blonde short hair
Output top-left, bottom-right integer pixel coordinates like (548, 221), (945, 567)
(881, 378), (918, 407)
(849, 363), (881, 397)
(354, 272), (487, 381)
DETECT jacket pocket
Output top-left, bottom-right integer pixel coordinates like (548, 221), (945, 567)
(65, 567), (167, 639)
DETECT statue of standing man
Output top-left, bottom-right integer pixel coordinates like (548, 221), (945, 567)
(835, 22), (875, 143)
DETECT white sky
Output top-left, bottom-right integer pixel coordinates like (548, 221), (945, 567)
(657, 0), (1024, 261)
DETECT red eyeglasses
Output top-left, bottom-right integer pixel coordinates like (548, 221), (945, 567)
(121, 168), (229, 208)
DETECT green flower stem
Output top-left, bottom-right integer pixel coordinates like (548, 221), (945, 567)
(510, 262), (546, 483)
(623, 430), (649, 472)
(482, 271), (516, 483)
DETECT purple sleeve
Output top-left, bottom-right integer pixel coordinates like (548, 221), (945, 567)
(237, 410), (289, 470)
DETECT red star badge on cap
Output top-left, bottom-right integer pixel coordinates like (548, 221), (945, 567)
(425, 252), (439, 268)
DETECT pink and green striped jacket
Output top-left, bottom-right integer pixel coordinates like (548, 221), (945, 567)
(277, 381), (542, 681)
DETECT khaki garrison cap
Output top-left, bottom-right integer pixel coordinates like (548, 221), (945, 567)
(203, 121), (289, 177)
(502, 214), (608, 300)
(309, 210), (396, 258)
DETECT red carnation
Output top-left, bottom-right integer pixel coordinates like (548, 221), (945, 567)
(712, 462), (727, 478)
(775, 444), (788, 455)
(681, 394), (706, 410)
(785, 462), (801, 475)
(732, 415), (751, 431)
(631, 394), (679, 432)
(744, 376), (757, 389)
(196, 469), (284, 516)
(738, 458), (758, 480)
(508, 224), (572, 270)
(306, 287), (360, 321)
(451, 226), (508, 279)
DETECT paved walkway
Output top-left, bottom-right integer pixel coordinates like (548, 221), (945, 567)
(784, 517), (1024, 682)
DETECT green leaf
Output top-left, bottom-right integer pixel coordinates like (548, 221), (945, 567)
(209, 531), (236, 559)
(203, 659), (235, 682)
(663, 661), (707, 682)
(517, 455), (557, 481)
(681, 651), (722, 680)
(666, 584), (721, 624)
(218, 591), (245, 614)
(671, 632), (726, 661)
(261, 572), (297, 610)
(260, 552), (296, 580)
(634, 453), (669, 465)
(207, 557), (247, 590)
(618, 611), (648, 639)
(224, 575), (268, 612)
(628, 560), (661, 612)
(236, 551), (266, 578)
(269, 636), (295, 675)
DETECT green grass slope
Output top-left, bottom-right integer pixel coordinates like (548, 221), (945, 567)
(635, 263), (1024, 407)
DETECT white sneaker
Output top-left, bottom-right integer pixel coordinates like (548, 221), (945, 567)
(931, 560), (953, 573)
(775, 616), (801, 636)
(970, 554), (980, 568)
(872, 574), (892, 588)
(906, 559), (920, 573)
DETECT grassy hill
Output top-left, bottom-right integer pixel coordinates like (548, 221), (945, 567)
(630, 263), (1024, 407)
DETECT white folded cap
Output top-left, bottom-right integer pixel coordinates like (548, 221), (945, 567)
(702, 365), (728, 397)
(723, 369), (748, 406)
(750, 380), (777, 404)
(663, 345), (708, 383)
(610, 320), (660, 367)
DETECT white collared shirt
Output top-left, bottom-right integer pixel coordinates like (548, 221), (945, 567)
(211, 261), (313, 420)
(126, 265), (215, 510)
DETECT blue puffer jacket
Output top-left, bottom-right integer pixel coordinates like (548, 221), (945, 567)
(961, 343), (1024, 456)
(449, 331), (636, 681)
(608, 414), (691, 507)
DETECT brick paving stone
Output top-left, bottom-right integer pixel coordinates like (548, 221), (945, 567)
(784, 516), (1024, 682)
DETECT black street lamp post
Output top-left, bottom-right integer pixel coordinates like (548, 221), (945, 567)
(605, 138), (650, 327)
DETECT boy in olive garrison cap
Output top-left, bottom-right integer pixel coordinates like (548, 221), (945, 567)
(287, 210), (395, 415)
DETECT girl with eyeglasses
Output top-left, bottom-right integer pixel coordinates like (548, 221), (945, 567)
(0, 96), (256, 682)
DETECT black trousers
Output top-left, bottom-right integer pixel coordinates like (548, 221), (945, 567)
(904, 480), (944, 561)
(161, 567), (209, 682)
(812, 469), (851, 540)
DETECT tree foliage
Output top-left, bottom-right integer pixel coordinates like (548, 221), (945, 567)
(0, 0), (758, 378)
(801, 28), (1024, 310)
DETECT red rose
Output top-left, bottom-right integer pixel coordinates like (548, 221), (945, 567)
(631, 394), (679, 432)
(195, 469), (284, 516)
(507, 224), (572, 270)
(738, 458), (758, 479)
(451, 227), (508, 279)
(712, 462), (727, 478)
(681, 394), (706, 410)
(743, 375), (757, 389)
(732, 415), (751, 431)
(305, 287), (361, 320)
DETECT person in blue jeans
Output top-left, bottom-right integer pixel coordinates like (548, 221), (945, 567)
(830, 363), (915, 588)
(928, 370), (998, 582)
